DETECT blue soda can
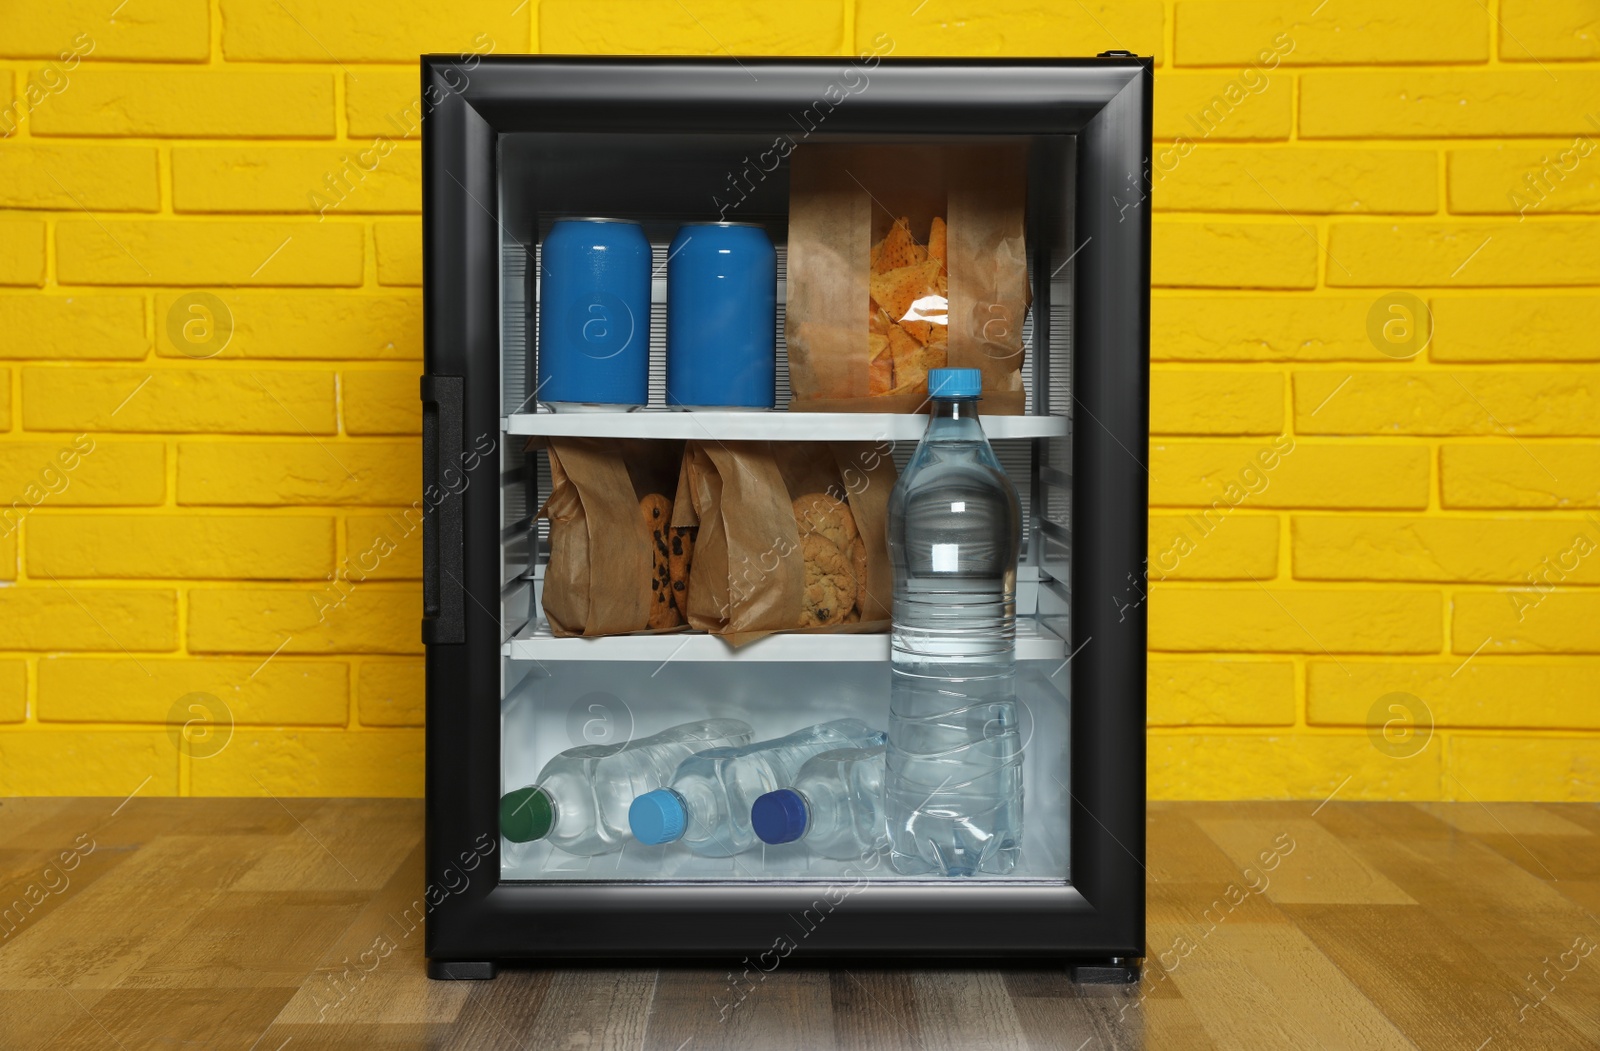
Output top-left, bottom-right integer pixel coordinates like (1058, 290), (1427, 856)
(536, 218), (651, 410)
(666, 222), (776, 409)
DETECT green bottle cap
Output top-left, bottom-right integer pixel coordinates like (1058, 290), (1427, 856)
(500, 785), (554, 843)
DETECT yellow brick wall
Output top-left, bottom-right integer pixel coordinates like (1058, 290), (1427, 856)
(1, 0), (1596, 801)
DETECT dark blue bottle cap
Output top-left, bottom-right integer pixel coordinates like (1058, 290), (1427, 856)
(629, 789), (687, 845)
(928, 368), (981, 399)
(751, 789), (809, 845)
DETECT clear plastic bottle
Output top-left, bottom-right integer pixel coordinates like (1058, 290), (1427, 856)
(629, 718), (886, 857)
(500, 718), (754, 856)
(750, 745), (888, 861)
(884, 368), (1025, 877)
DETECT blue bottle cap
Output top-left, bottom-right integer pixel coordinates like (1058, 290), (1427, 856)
(750, 789), (809, 845)
(928, 368), (981, 399)
(629, 789), (688, 845)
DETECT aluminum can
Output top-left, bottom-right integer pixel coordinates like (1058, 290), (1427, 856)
(666, 222), (776, 409)
(536, 218), (651, 410)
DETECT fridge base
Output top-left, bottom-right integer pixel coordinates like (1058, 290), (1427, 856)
(1071, 959), (1141, 984)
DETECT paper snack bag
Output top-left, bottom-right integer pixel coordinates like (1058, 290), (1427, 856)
(537, 438), (687, 637)
(786, 143), (1030, 414)
(672, 440), (898, 646)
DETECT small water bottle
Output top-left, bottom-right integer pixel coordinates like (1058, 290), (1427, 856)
(884, 368), (1025, 877)
(751, 745), (888, 861)
(629, 718), (886, 857)
(500, 718), (754, 855)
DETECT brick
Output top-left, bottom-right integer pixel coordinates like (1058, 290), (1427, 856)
(1454, 590), (1600, 654)
(1301, 70), (1600, 139)
(177, 441), (418, 506)
(1149, 732), (1439, 800)
(345, 513), (423, 580)
(1, 219), (46, 286)
(0, 144), (160, 211)
(1446, 736), (1600, 802)
(1151, 586), (1441, 653)
(854, 0), (1160, 60)
(31, 68), (333, 138)
(2, 0), (209, 61)
(1294, 369), (1600, 436)
(1153, 221), (1317, 289)
(1155, 72), (1294, 141)
(0, 440), (165, 508)
(373, 221), (421, 287)
(1449, 143), (1600, 216)
(0, 587), (176, 650)
(1157, 146), (1437, 214)
(1431, 296), (1600, 362)
(220, 0), (525, 61)
(0, 295), (148, 360)
(0, 367), (9, 429)
(57, 220), (363, 287)
(1152, 439), (1430, 509)
(1499, 0), (1600, 61)
(1175, 1), (1487, 65)
(1152, 295), (1392, 361)
(346, 71), (423, 139)
(1148, 658), (1294, 725)
(190, 728), (421, 796)
(28, 514), (335, 580)
(1308, 660), (1600, 730)
(342, 369), (420, 435)
(1292, 515), (1600, 584)
(1326, 221), (1600, 288)
(1150, 512), (1280, 580)
(0, 661), (22, 722)
(154, 292), (420, 360)
(22, 367), (337, 434)
(172, 146), (421, 215)
(1151, 369), (1283, 435)
(548, 1), (847, 55)
(0, 525), (14, 581)
(357, 658), (422, 726)
(38, 657), (348, 725)
(1442, 443), (1600, 509)
(0, 731), (177, 796)
(188, 586), (421, 654)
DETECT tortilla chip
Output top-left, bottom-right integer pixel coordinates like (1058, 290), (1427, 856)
(928, 216), (947, 271)
(875, 217), (926, 273)
(868, 301), (892, 336)
(900, 318), (934, 344)
(867, 332), (894, 395)
(870, 259), (944, 325)
(887, 325), (927, 392)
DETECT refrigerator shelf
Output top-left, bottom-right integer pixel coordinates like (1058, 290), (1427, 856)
(503, 616), (1067, 663)
(504, 410), (1068, 442)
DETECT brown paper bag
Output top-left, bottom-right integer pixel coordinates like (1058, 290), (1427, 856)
(673, 440), (898, 646)
(786, 143), (1030, 414)
(538, 438), (685, 637)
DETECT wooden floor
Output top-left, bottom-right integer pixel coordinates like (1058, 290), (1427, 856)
(2, 798), (1598, 1050)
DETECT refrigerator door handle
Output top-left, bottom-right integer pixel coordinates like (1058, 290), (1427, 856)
(421, 374), (466, 645)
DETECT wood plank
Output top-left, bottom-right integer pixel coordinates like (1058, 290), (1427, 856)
(1156, 921), (1416, 1050)
(644, 964), (834, 1051)
(38, 987), (294, 1051)
(911, 969), (1029, 1051)
(231, 798), (423, 892)
(0, 834), (277, 989)
(1283, 903), (1595, 1050)
(1197, 817), (1415, 906)
(831, 968), (925, 1051)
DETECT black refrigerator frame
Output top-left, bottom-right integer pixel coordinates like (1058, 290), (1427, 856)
(422, 54), (1150, 977)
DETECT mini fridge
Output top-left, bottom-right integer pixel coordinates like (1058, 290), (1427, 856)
(421, 54), (1150, 978)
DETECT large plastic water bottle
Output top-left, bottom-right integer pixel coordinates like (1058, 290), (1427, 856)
(884, 368), (1024, 877)
(500, 718), (754, 855)
(629, 718), (886, 857)
(750, 745), (888, 861)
